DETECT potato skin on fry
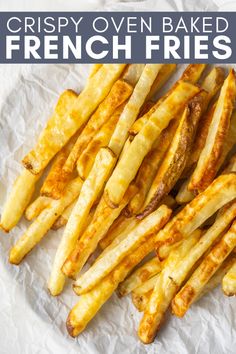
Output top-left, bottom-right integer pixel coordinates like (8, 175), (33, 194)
(189, 69), (236, 193)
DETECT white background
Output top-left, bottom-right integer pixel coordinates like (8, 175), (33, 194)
(0, 1), (236, 354)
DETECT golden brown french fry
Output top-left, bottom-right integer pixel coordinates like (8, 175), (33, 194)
(122, 64), (145, 86)
(146, 64), (177, 100)
(77, 103), (125, 179)
(40, 136), (77, 199)
(201, 67), (225, 99)
(89, 64), (103, 78)
(189, 70), (236, 193)
(73, 205), (171, 295)
(48, 147), (116, 296)
(154, 174), (236, 249)
(222, 258), (236, 296)
(133, 273), (160, 296)
(138, 229), (201, 343)
(25, 196), (51, 221)
(9, 176), (83, 265)
(62, 185), (137, 279)
(175, 178), (195, 204)
(63, 79), (133, 176)
(197, 255), (236, 299)
(23, 65), (126, 174)
(172, 220), (236, 317)
(99, 215), (138, 250)
(109, 64), (164, 157)
(0, 168), (42, 232)
(129, 64), (206, 137)
(118, 257), (161, 296)
(105, 81), (200, 207)
(132, 290), (152, 312)
(126, 119), (179, 216)
(133, 254), (236, 312)
(139, 90), (208, 218)
(51, 200), (77, 230)
(67, 234), (160, 337)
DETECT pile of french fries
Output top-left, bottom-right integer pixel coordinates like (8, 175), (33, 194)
(1, 63), (236, 344)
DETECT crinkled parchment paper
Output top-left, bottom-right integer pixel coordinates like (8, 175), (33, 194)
(0, 1), (235, 353)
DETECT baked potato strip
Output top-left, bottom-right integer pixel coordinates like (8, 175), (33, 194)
(132, 290), (153, 312)
(175, 178), (195, 204)
(138, 230), (201, 344)
(132, 254), (236, 312)
(97, 218), (139, 259)
(63, 79), (133, 175)
(99, 215), (137, 250)
(129, 64), (207, 137)
(74, 205), (171, 295)
(40, 136), (77, 199)
(172, 220), (236, 317)
(22, 65), (126, 174)
(25, 196), (52, 221)
(189, 70), (236, 193)
(9, 176), (83, 265)
(62, 185), (137, 279)
(222, 258), (236, 296)
(109, 64), (164, 157)
(118, 257), (161, 296)
(67, 234), (159, 337)
(89, 64), (103, 78)
(48, 147), (116, 296)
(105, 81), (200, 207)
(51, 200), (77, 230)
(155, 174), (236, 249)
(126, 119), (179, 216)
(0, 168), (42, 232)
(77, 104), (124, 179)
(146, 64), (177, 101)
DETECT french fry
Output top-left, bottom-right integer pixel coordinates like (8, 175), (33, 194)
(9, 176), (83, 265)
(62, 185), (137, 279)
(157, 240), (184, 261)
(99, 215), (138, 250)
(77, 103), (125, 179)
(133, 254), (236, 312)
(73, 205), (171, 295)
(222, 258), (236, 296)
(40, 136), (77, 199)
(118, 257), (161, 296)
(63, 79), (133, 176)
(189, 70), (236, 193)
(48, 147), (116, 296)
(22, 65), (126, 174)
(126, 119), (179, 216)
(175, 178), (195, 204)
(197, 254), (236, 299)
(89, 64), (103, 78)
(146, 64), (177, 100)
(67, 234), (160, 337)
(184, 101), (217, 176)
(0, 168), (42, 232)
(182, 67), (225, 176)
(51, 200), (77, 230)
(25, 196), (51, 221)
(122, 64), (145, 86)
(154, 174), (236, 249)
(109, 64), (164, 157)
(129, 64), (206, 137)
(172, 220), (236, 317)
(138, 229), (201, 344)
(132, 290), (152, 312)
(105, 81), (200, 207)
(133, 273), (160, 296)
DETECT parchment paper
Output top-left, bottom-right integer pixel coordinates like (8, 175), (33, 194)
(0, 1), (235, 353)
